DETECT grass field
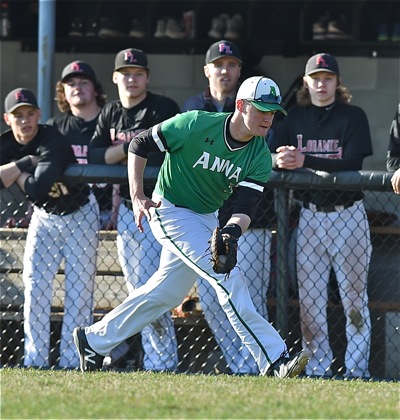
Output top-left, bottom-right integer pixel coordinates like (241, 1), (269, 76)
(1, 368), (399, 419)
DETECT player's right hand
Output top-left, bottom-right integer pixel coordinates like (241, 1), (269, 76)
(132, 196), (161, 233)
(275, 145), (305, 170)
(391, 168), (400, 195)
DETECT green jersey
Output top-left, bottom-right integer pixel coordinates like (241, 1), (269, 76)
(153, 111), (272, 213)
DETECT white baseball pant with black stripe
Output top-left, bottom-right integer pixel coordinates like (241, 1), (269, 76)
(85, 194), (287, 375)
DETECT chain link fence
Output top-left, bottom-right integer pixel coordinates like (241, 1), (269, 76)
(1, 166), (399, 378)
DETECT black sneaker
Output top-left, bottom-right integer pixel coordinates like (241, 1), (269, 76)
(69, 16), (84, 37)
(73, 327), (104, 372)
(267, 350), (309, 378)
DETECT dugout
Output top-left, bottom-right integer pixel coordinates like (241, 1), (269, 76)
(1, 168), (399, 378)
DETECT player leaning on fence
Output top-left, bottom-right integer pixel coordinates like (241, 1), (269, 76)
(269, 53), (373, 379)
(387, 102), (400, 195)
(73, 76), (310, 378)
(0, 88), (99, 369)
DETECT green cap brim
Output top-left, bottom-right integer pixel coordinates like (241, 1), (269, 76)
(250, 101), (287, 115)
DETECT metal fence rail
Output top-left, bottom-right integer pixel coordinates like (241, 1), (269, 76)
(1, 167), (399, 378)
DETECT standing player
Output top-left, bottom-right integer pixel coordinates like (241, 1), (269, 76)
(1, 88), (98, 369)
(387, 102), (400, 194)
(47, 60), (113, 228)
(182, 39), (242, 113)
(269, 53), (373, 378)
(74, 76), (309, 378)
(88, 48), (180, 371)
(182, 40), (275, 374)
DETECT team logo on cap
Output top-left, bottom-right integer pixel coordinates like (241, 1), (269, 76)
(315, 55), (328, 68)
(218, 42), (233, 55)
(269, 85), (278, 97)
(71, 61), (82, 71)
(124, 50), (138, 64)
(15, 91), (28, 102)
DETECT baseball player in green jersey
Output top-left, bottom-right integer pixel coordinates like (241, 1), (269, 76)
(73, 76), (309, 377)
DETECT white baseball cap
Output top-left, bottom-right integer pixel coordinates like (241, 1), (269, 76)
(236, 76), (287, 115)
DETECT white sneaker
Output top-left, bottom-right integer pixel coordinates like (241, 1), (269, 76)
(165, 18), (186, 39)
(154, 18), (167, 38)
(208, 13), (229, 39)
(312, 21), (327, 40)
(224, 14), (243, 40)
(326, 15), (352, 40)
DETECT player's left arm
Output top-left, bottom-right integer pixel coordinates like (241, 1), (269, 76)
(387, 103), (400, 172)
(0, 155), (38, 189)
(21, 131), (74, 200)
(223, 184), (264, 235)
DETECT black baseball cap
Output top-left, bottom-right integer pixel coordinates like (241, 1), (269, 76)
(4, 88), (39, 113)
(205, 40), (242, 64)
(61, 60), (97, 82)
(305, 53), (340, 76)
(114, 48), (148, 71)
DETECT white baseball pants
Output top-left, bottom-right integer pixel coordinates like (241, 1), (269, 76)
(114, 202), (178, 371)
(23, 195), (99, 368)
(297, 200), (372, 377)
(197, 228), (272, 374)
(86, 194), (286, 375)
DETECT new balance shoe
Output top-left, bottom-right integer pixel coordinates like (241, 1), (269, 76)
(377, 23), (390, 41)
(391, 22), (400, 42)
(68, 16), (84, 37)
(224, 14), (243, 40)
(85, 17), (98, 37)
(73, 327), (104, 372)
(326, 15), (352, 40)
(129, 18), (146, 38)
(266, 350), (309, 378)
(312, 12), (329, 40)
(208, 13), (229, 39)
(98, 17), (125, 38)
(154, 18), (167, 38)
(165, 18), (186, 39)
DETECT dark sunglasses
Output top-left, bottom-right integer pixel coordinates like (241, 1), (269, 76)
(253, 94), (282, 104)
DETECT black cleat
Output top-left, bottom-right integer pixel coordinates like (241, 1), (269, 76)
(267, 350), (309, 378)
(73, 327), (104, 372)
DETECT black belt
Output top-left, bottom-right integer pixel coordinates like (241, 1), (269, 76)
(41, 197), (90, 215)
(303, 201), (355, 213)
(123, 198), (188, 210)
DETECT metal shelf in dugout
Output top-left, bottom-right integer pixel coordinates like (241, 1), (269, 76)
(300, 0), (400, 43)
(4, 0), (400, 58)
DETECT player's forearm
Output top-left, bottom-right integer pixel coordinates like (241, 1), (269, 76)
(16, 172), (31, 192)
(105, 143), (129, 165)
(0, 161), (28, 189)
(303, 154), (364, 172)
(225, 213), (251, 235)
(127, 152), (147, 199)
(387, 153), (400, 172)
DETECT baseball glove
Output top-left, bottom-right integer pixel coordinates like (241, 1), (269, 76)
(209, 227), (238, 274)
